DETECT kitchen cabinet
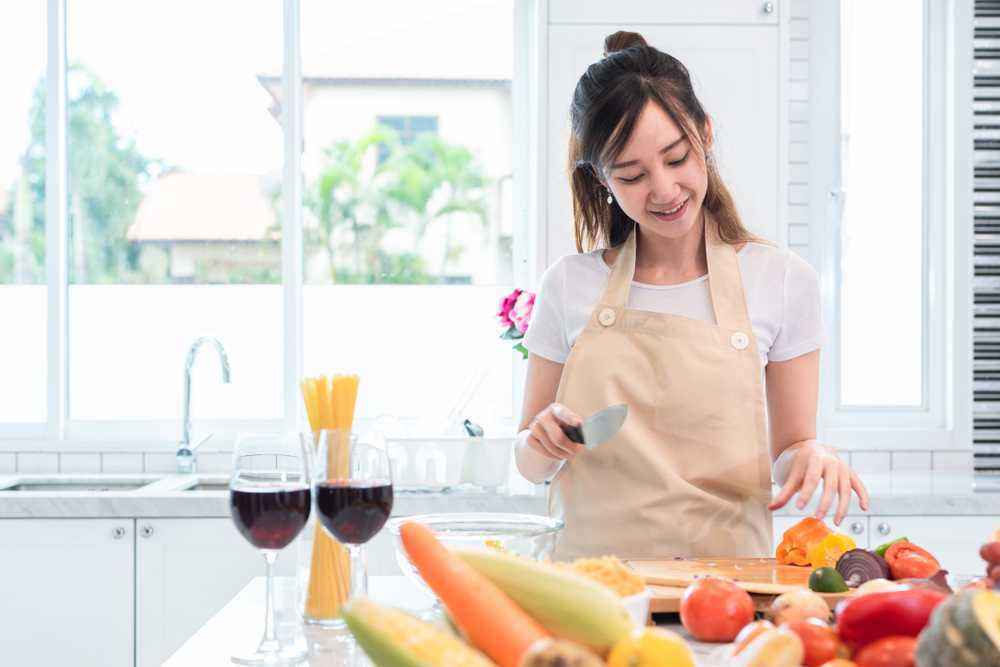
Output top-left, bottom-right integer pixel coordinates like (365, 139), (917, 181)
(136, 518), (297, 667)
(867, 515), (996, 577)
(0, 519), (134, 667)
(545, 20), (781, 264)
(549, 0), (780, 26)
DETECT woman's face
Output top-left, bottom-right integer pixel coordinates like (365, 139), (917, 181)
(602, 100), (711, 242)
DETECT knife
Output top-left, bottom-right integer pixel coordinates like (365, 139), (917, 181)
(560, 404), (628, 449)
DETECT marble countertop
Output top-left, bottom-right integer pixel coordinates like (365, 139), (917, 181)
(165, 576), (734, 666)
(0, 471), (997, 519)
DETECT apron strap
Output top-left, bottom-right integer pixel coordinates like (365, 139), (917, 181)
(598, 214), (753, 334)
(704, 216), (754, 333)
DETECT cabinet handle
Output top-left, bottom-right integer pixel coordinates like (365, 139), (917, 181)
(877, 522), (891, 536)
(850, 521), (864, 535)
(140, 525), (154, 539)
(763, 1), (775, 14)
(112, 526), (126, 540)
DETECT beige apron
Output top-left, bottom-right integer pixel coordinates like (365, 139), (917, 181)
(549, 215), (773, 560)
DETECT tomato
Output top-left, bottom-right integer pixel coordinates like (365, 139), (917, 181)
(780, 618), (848, 667)
(679, 576), (755, 643)
(853, 636), (917, 667)
(884, 541), (940, 580)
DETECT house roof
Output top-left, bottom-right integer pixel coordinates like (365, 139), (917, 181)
(127, 172), (278, 242)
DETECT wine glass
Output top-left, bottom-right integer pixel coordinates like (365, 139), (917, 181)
(229, 433), (312, 665)
(313, 429), (394, 609)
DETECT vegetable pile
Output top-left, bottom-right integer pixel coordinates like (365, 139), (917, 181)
(343, 521), (1000, 667)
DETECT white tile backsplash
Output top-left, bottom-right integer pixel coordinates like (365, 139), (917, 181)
(932, 451), (972, 472)
(59, 453), (102, 473)
(891, 451), (932, 472)
(195, 453), (232, 474)
(16, 453), (59, 474)
(850, 451), (891, 474)
(0, 453), (15, 474)
(143, 453), (176, 474)
(101, 453), (144, 473)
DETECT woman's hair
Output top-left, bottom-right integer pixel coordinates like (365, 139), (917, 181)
(568, 31), (759, 252)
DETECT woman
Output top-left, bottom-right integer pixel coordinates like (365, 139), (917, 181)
(515, 31), (869, 559)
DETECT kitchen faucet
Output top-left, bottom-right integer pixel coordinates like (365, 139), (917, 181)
(176, 337), (231, 474)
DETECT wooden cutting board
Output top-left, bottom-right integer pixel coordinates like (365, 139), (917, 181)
(628, 558), (854, 613)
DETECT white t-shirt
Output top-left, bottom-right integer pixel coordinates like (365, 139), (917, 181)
(524, 242), (825, 369)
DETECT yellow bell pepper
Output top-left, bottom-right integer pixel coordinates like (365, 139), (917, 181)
(806, 533), (857, 568)
(608, 628), (695, 667)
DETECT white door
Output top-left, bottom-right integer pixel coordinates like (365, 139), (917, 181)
(0, 518), (134, 667)
(868, 515), (998, 578)
(135, 518), (297, 667)
(545, 23), (781, 265)
(773, 515), (870, 550)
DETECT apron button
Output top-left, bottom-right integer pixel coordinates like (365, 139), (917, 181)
(731, 331), (750, 350)
(598, 308), (616, 326)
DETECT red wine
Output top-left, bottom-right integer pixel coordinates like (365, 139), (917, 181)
(230, 486), (311, 550)
(316, 480), (393, 544)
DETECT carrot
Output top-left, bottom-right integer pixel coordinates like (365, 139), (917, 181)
(400, 521), (550, 667)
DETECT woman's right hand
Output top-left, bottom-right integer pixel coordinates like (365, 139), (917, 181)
(526, 403), (586, 460)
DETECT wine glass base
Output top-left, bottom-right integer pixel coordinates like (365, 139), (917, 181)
(231, 643), (308, 666)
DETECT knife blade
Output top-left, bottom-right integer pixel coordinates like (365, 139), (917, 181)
(561, 404), (628, 449)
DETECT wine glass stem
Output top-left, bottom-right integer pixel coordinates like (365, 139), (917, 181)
(259, 550), (279, 652)
(348, 544), (367, 599)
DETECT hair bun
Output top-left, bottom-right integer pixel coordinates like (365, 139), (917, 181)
(603, 31), (648, 57)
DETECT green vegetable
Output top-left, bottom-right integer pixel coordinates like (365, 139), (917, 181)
(874, 536), (908, 558)
(809, 567), (849, 593)
(915, 589), (1000, 667)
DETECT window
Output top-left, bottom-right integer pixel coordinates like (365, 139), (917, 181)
(65, 0), (284, 423)
(0, 4), (46, 425)
(376, 115), (439, 164)
(300, 0), (516, 433)
(816, 0), (956, 444)
(839, 0), (924, 407)
(4, 0), (523, 443)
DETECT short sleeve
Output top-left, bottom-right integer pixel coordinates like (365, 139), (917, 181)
(523, 260), (571, 363)
(768, 250), (826, 362)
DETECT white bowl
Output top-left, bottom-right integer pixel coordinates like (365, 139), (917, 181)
(621, 587), (652, 627)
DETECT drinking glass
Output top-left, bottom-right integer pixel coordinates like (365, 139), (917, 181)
(229, 433), (312, 665)
(312, 429), (394, 608)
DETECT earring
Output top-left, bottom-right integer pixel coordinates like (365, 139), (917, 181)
(606, 191), (613, 205)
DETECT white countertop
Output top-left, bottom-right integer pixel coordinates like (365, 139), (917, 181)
(0, 471), (996, 519)
(165, 576), (734, 666)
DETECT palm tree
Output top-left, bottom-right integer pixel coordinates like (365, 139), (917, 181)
(382, 133), (490, 276)
(304, 126), (399, 282)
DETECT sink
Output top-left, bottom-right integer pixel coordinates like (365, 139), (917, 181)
(184, 482), (231, 492)
(1, 477), (157, 492)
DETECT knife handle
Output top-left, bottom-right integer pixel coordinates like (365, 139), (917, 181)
(561, 423), (585, 444)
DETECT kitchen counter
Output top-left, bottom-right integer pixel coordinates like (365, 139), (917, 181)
(0, 471), (997, 519)
(165, 576), (734, 666)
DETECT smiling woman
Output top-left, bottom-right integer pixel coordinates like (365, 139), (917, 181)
(517, 30), (869, 561)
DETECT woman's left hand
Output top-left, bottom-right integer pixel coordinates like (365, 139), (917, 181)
(768, 440), (870, 526)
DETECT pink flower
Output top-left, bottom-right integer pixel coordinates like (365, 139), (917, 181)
(510, 291), (535, 335)
(497, 288), (522, 328)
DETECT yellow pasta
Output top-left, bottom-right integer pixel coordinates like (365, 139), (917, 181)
(555, 556), (646, 597)
(300, 372), (361, 623)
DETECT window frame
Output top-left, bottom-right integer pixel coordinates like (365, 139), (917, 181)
(1, 0), (531, 451)
(812, 0), (973, 450)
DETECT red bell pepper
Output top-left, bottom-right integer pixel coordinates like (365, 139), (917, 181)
(884, 540), (941, 580)
(835, 589), (948, 649)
